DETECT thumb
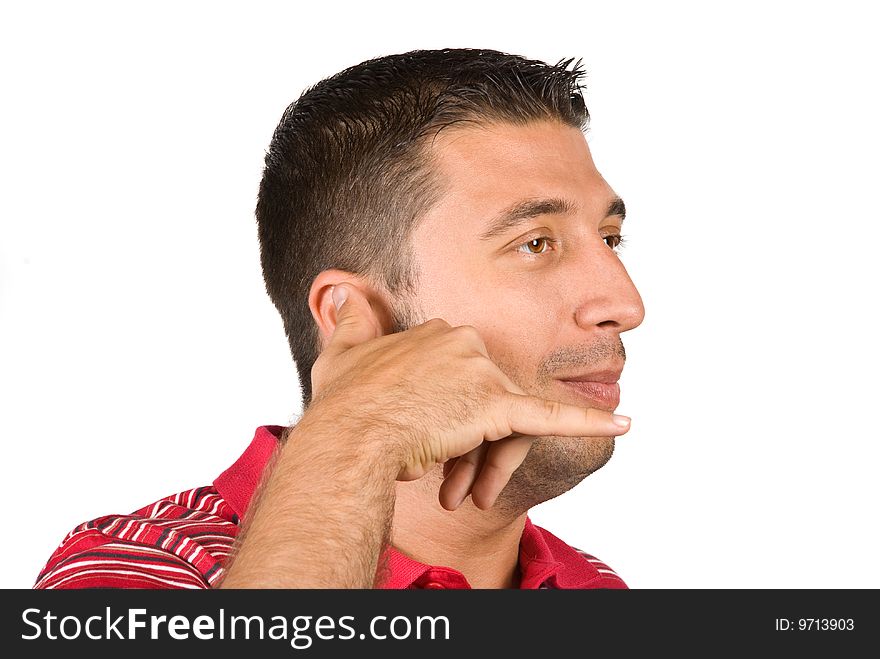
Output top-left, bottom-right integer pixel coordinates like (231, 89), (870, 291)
(325, 283), (383, 355)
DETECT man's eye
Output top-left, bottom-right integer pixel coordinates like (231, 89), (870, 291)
(516, 234), (627, 256)
(604, 234), (627, 251)
(517, 237), (555, 255)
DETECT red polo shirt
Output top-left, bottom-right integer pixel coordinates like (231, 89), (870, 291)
(35, 426), (627, 590)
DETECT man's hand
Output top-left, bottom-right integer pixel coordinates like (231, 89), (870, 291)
(308, 282), (631, 511)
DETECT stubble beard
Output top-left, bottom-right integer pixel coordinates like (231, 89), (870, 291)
(486, 357), (618, 517)
(390, 295), (620, 518)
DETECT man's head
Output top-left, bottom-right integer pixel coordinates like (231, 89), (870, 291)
(257, 48), (594, 407)
(257, 49), (644, 510)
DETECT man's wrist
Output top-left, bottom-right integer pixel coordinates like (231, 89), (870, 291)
(289, 399), (405, 481)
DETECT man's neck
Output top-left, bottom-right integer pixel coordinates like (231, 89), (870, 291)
(389, 471), (527, 589)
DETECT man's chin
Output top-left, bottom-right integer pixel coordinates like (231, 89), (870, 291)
(494, 434), (616, 514)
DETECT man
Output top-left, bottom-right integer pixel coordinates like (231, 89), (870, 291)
(35, 48), (644, 590)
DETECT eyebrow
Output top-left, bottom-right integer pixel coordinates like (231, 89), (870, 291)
(478, 195), (627, 242)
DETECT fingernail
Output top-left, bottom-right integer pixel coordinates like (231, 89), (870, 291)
(613, 414), (631, 427)
(332, 284), (348, 310)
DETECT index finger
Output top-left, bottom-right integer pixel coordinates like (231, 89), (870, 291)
(499, 392), (631, 440)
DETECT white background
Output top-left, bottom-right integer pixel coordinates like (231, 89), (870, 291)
(1, 1), (877, 589)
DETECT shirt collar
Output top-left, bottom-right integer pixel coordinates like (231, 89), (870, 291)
(215, 426), (608, 589)
(377, 517), (565, 589)
(214, 424), (282, 522)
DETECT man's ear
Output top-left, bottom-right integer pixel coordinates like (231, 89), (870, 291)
(308, 270), (397, 352)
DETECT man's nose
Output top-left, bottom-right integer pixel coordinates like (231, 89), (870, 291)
(573, 243), (645, 333)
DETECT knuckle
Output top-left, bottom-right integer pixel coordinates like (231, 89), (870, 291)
(584, 407), (611, 425)
(423, 317), (451, 331)
(543, 398), (564, 420)
(449, 324), (485, 348)
(450, 323), (479, 338)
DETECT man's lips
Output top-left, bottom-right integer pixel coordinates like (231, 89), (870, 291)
(557, 380), (621, 409)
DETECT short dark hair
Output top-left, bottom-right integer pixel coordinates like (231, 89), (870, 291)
(256, 48), (590, 409)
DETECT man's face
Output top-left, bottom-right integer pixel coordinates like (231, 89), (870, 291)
(402, 119), (645, 511)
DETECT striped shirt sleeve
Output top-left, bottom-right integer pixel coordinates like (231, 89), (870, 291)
(34, 486), (240, 589)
